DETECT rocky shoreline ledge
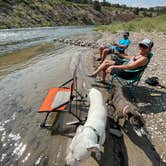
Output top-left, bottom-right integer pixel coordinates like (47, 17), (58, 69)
(53, 38), (99, 48)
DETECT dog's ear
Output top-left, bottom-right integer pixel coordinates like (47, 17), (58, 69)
(87, 144), (100, 152)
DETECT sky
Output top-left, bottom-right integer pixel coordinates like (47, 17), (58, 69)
(101, 0), (166, 8)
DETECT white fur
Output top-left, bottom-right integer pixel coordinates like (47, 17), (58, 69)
(66, 88), (107, 166)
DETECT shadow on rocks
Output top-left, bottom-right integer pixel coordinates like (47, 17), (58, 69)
(123, 86), (166, 114)
(92, 117), (129, 166)
(50, 102), (89, 136)
(126, 122), (161, 165)
(92, 117), (162, 166)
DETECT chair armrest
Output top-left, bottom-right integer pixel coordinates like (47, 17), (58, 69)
(125, 67), (145, 73)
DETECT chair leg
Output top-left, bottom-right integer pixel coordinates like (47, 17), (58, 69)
(53, 112), (65, 131)
(40, 112), (50, 128)
(109, 75), (115, 91)
(130, 85), (137, 101)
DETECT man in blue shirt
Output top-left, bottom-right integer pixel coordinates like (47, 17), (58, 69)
(98, 32), (131, 62)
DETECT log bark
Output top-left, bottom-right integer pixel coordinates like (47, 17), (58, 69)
(109, 81), (144, 127)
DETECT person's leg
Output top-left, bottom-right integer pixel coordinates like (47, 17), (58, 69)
(101, 48), (110, 62)
(97, 45), (104, 61)
(89, 59), (115, 77)
(102, 60), (115, 81)
(94, 60), (114, 74)
(102, 69), (107, 81)
(99, 45), (104, 58)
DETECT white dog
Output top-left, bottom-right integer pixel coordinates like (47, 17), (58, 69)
(65, 88), (107, 166)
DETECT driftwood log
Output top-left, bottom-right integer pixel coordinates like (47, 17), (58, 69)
(108, 81), (145, 129)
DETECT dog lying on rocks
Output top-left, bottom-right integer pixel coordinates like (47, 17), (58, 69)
(65, 88), (107, 166)
(118, 105), (146, 136)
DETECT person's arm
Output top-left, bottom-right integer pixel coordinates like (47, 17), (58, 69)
(113, 39), (130, 49)
(106, 56), (148, 73)
(113, 43), (128, 49)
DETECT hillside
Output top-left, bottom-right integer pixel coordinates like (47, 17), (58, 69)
(94, 14), (166, 32)
(0, 0), (138, 29)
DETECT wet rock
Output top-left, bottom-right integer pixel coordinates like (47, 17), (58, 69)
(54, 38), (99, 49)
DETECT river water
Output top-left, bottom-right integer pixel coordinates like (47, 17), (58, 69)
(0, 26), (97, 165)
(0, 26), (93, 55)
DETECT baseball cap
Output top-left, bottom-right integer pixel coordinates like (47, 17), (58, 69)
(139, 39), (154, 48)
(123, 32), (129, 36)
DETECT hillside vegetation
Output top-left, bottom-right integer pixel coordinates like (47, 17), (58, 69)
(0, 0), (160, 29)
(94, 14), (166, 33)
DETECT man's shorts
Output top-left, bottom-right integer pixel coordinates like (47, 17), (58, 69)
(104, 44), (125, 54)
(104, 44), (115, 54)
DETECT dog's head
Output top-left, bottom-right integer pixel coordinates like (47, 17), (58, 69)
(122, 105), (145, 128)
(65, 125), (100, 166)
(129, 115), (144, 128)
(88, 88), (103, 103)
(65, 143), (100, 166)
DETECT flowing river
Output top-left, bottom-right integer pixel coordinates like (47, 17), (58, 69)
(0, 26), (93, 55)
(0, 26), (98, 165)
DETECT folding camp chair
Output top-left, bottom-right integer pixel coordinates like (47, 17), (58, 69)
(109, 53), (153, 99)
(38, 69), (85, 128)
(110, 67), (146, 98)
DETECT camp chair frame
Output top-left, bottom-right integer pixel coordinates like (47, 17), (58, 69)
(109, 67), (146, 99)
(109, 53), (153, 99)
(38, 69), (85, 128)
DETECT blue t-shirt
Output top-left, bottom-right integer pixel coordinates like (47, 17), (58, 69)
(113, 38), (131, 52)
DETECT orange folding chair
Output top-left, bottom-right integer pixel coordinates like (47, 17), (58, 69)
(38, 69), (83, 128)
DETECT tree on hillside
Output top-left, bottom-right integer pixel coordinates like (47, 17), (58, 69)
(93, 0), (101, 11)
(65, 0), (92, 4)
(133, 7), (139, 15)
(101, 0), (110, 6)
